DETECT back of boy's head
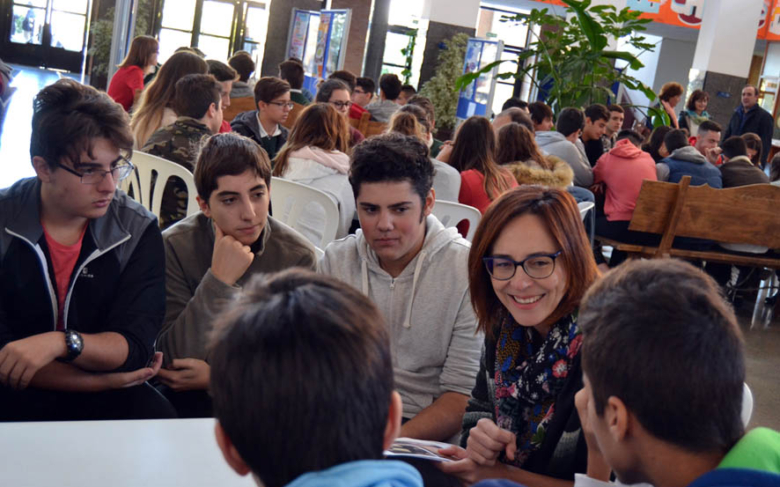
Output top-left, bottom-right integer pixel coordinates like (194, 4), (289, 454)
(349, 132), (433, 204)
(584, 103), (610, 123)
(497, 107), (534, 133)
(329, 70), (357, 91)
(664, 129), (689, 154)
(501, 97), (528, 111)
(401, 84), (417, 96)
(173, 74), (222, 120)
(209, 269), (394, 487)
(722, 136), (749, 159)
(253, 76), (291, 106)
(228, 52), (255, 82)
(31, 78), (133, 169)
(379, 73), (402, 100)
(279, 60), (305, 89)
(616, 129), (643, 147)
(556, 108), (585, 137)
(580, 259), (745, 454)
(528, 101), (553, 125)
(207, 59), (238, 82)
(407, 95), (435, 125)
(194, 132), (271, 202)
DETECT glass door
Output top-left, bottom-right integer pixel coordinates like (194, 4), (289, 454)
(196, 0), (235, 60)
(4, 0), (91, 72)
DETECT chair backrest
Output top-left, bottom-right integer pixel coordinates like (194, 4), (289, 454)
(432, 200), (481, 241)
(629, 176), (780, 253)
(364, 120), (387, 137)
(222, 96), (256, 123)
(742, 382), (754, 428)
(270, 177), (340, 248)
(350, 111), (370, 136)
(128, 152), (199, 221)
(577, 201), (595, 222)
(282, 102), (306, 130)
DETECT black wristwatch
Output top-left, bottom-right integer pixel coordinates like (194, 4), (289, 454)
(62, 329), (83, 362)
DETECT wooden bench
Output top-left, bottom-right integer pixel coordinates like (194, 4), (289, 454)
(596, 176), (780, 269)
(223, 96), (256, 123)
(282, 101), (306, 130)
(348, 111), (387, 138)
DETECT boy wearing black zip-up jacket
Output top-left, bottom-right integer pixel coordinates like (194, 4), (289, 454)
(0, 79), (174, 421)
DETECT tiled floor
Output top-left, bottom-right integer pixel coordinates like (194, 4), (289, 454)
(1, 64), (778, 432)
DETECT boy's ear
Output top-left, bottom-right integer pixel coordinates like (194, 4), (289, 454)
(383, 391), (403, 450)
(33, 156), (54, 183)
(197, 195), (212, 218)
(605, 396), (630, 443)
(214, 421), (252, 476)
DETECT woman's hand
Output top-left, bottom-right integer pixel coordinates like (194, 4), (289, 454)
(661, 100), (679, 129)
(437, 444), (507, 484)
(436, 140), (454, 163)
(464, 418), (517, 466)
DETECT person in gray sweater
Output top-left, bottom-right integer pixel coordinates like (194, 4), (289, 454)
(536, 107), (593, 188)
(319, 133), (482, 442)
(157, 133), (316, 416)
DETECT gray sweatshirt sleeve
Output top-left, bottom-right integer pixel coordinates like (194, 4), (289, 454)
(570, 141), (594, 188)
(656, 163), (670, 182)
(156, 240), (241, 365)
(439, 287), (483, 397)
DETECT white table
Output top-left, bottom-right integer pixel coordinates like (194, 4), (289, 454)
(0, 418), (256, 487)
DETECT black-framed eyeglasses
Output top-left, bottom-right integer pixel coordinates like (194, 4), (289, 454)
(268, 101), (294, 109)
(55, 156), (135, 185)
(330, 100), (352, 109)
(483, 251), (563, 281)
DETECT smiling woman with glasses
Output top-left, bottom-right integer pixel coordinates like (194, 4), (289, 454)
(438, 185), (600, 484)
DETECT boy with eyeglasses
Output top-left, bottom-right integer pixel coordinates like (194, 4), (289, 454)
(231, 76), (291, 161)
(319, 133), (481, 442)
(0, 79), (173, 420)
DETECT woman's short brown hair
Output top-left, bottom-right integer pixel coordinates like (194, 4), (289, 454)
(195, 133), (271, 202)
(686, 89), (709, 112)
(468, 186), (600, 337)
(659, 82), (684, 102)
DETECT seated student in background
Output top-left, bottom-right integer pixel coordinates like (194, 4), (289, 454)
(328, 70), (365, 121)
(157, 133), (315, 416)
(445, 116), (517, 215)
(352, 76), (375, 120)
(210, 269), (426, 487)
(493, 107), (535, 135)
(536, 107), (593, 188)
(107, 35), (158, 112)
(279, 59), (309, 106)
(0, 79), (173, 421)
(142, 74), (223, 228)
(580, 104), (610, 167)
(720, 135), (770, 188)
(131, 50), (209, 148)
(501, 97), (530, 113)
(527, 101), (554, 133)
(657, 129), (722, 188)
(206, 59), (238, 133)
(272, 103), (355, 246)
(593, 129), (658, 267)
(367, 73), (403, 122)
(315, 78), (366, 147)
(439, 186), (600, 484)
(407, 94), (446, 158)
(602, 105), (624, 151)
(496, 122), (574, 189)
(571, 259), (780, 487)
(693, 120), (723, 165)
(742, 132), (763, 168)
(231, 76), (291, 161)
(642, 125), (673, 163)
(398, 84), (417, 106)
(227, 51), (255, 98)
(388, 105), (461, 202)
(320, 133), (482, 442)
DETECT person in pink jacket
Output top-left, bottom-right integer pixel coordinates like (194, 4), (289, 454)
(593, 129), (658, 266)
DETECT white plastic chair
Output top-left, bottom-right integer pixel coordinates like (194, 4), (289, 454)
(432, 200), (482, 241)
(742, 382), (754, 428)
(126, 152), (199, 220)
(578, 201), (595, 221)
(270, 177), (340, 249)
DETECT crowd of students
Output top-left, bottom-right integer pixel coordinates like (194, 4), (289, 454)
(1, 37), (780, 487)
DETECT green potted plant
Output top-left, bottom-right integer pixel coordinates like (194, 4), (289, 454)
(419, 32), (469, 139)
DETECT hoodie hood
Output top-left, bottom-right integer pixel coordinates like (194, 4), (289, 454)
(230, 109), (261, 139)
(506, 155), (574, 188)
(288, 146), (351, 174)
(609, 138), (646, 159)
(535, 130), (569, 147)
(285, 460), (422, 487)
(667, 146), (708, 164)
(356, 215), (461, 329)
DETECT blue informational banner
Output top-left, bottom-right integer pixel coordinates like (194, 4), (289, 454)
(456, 38), (504, 122)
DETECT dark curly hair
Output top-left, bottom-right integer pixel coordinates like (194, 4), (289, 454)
(349, 132), (433, 206)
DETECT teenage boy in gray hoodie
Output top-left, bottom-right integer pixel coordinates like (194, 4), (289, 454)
(657, 129), (722, 188)
(319, 133), (482, 443)
(536, 107), (594, 188)
(157, 133), (316, 416)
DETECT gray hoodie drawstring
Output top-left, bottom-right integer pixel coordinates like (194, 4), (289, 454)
(402, 250), (427, 329)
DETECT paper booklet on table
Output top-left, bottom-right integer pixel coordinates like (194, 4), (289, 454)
(383, 437), (454, 463)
